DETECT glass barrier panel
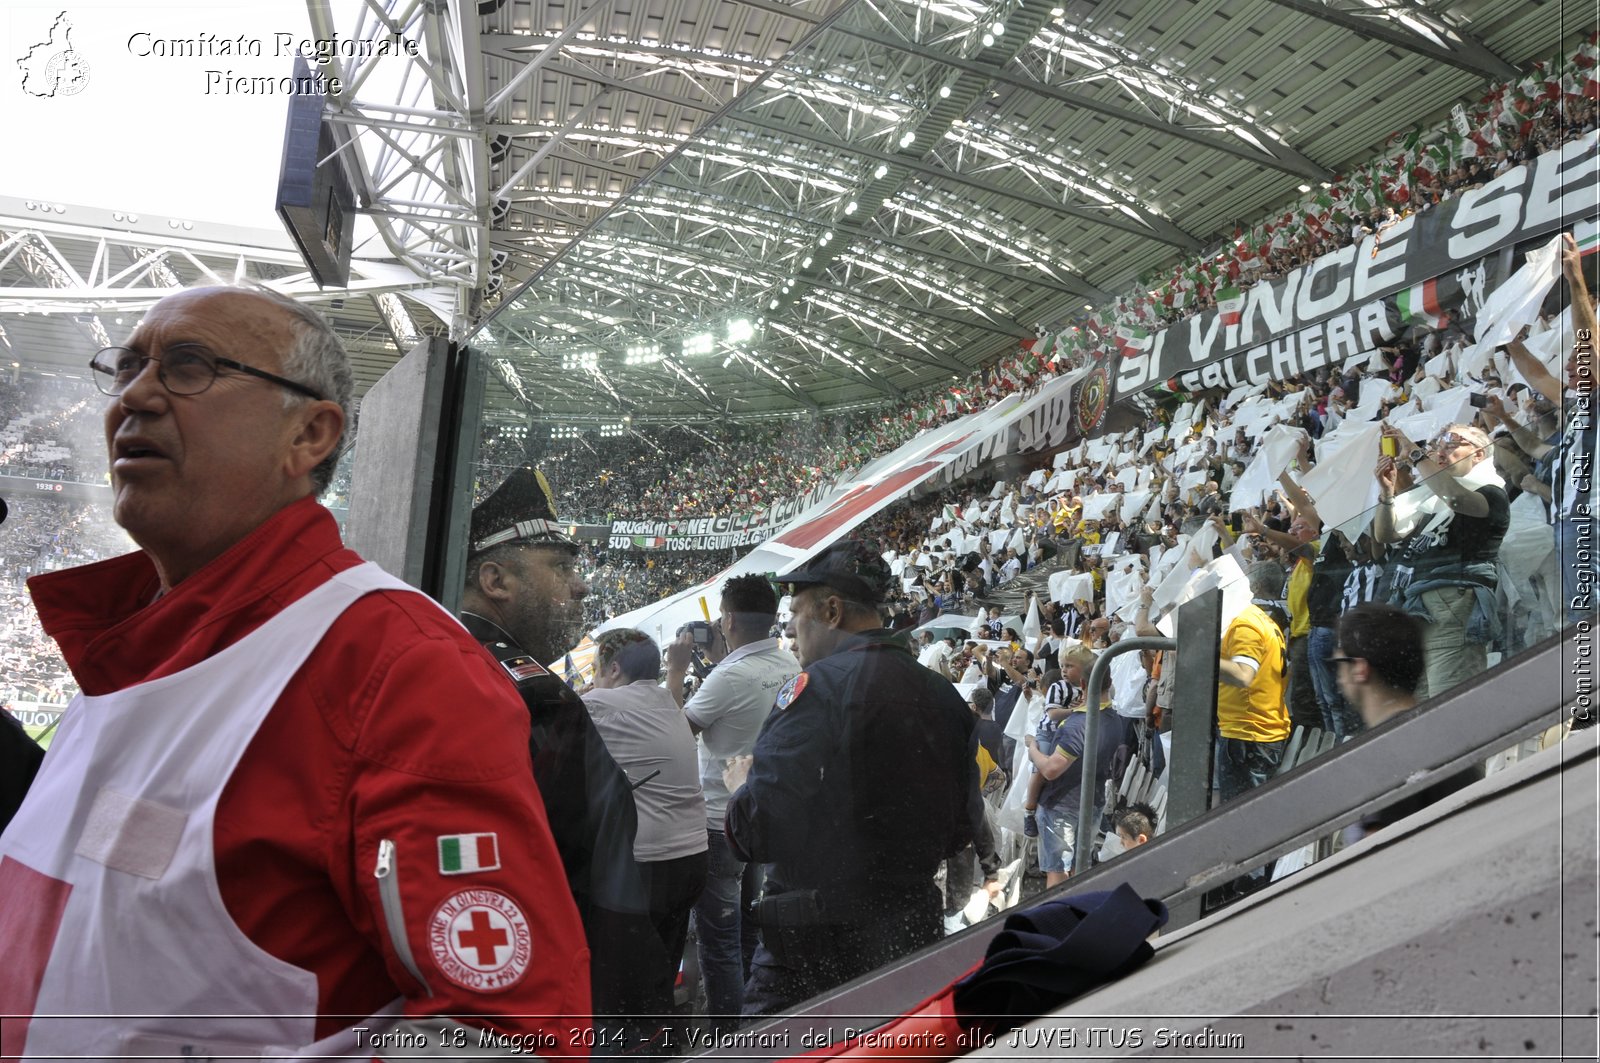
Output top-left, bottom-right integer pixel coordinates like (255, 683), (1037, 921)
(1070, 449), (1569, 907)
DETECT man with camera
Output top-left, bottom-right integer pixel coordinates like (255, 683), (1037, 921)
(664, 575), (797, 1030)
(722, 540), (979, 1016)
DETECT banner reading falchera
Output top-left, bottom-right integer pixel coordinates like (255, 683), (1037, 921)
(1112, 132), (1598, 401)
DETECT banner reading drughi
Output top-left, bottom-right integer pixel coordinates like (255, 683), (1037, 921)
(1114, 131), (1600, 401)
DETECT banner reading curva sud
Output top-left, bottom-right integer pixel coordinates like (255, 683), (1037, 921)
(1114, 131), (1599, 401)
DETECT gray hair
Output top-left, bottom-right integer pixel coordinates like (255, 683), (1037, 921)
(1246, 560), (1287, 600)
(235, 282), (353, 492)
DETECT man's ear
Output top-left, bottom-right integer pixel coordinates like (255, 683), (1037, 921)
(475, 557), (518, 602)
(285, 400), (344, 482)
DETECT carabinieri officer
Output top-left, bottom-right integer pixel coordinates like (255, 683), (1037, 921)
(723, 539), (981, 1016)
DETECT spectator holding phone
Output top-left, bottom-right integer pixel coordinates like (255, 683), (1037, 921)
(1372, 421), (1510, 700)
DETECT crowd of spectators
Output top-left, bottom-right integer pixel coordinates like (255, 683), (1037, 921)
(1144, 99), (1597, 329)
(1, 496), (131, 709)
(1, 373), (129, 714)
(477, 43), (1595, 567)
(577, 546), (735, 630)
(793, 241), (1591, 881)
(0, 374), (104, 483)
(1036, 38), (1597, 362)
(474, 405), (983, 525)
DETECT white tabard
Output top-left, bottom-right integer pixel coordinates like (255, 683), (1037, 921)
(0, 563), (418, 1062)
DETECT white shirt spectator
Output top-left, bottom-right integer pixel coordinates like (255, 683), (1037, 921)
(1000, 556), (1022, 583)
(1109, 633), (1149, 720)
(585, 680), (708, 861)
(684, 637), (798, 829)
(919, 638), (955, 676)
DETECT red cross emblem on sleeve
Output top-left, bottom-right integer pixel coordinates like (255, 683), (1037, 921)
(428, 888), (533, 991)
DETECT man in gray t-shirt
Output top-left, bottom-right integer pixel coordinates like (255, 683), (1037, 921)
(665, 575), (797, 1029)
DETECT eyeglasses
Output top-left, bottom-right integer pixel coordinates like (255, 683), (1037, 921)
(1326, 655), (1360, 667)
(1430, 433), (1472, 452)
(90, 344), (324, 401)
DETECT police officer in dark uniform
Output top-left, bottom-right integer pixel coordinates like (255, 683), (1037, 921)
(723, 539), (981, 1016)
(461, 465), (665, 1032)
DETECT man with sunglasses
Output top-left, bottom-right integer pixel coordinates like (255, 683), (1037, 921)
(1372, 420), (1510, 701)
(1, 287), (590, 1057)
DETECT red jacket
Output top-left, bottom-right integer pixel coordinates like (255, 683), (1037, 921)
(28, 497), (592, 1047)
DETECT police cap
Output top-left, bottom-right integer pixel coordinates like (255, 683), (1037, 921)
(779, 539), (893, 606)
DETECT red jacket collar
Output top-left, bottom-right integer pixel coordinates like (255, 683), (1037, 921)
(30, 496), (360, 694)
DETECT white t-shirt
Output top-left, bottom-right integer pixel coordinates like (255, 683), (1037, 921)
(683, 638), (799, 828)
(585, 680), (708, 862)
(1109, 639), (1149, 720)
(919, 640), (954, 674)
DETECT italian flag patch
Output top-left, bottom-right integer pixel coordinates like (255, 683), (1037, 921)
(437, 833), (501, 875)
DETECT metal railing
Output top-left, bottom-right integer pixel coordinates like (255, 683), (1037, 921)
(693, 620), (1580, 1061)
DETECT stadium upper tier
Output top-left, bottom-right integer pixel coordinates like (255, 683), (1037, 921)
(1, 4), (1585, 425)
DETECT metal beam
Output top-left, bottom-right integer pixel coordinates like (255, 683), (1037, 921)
(481, 33), (773, 74)
(636, 179), (1106, 301)
(729, 111), (1200, 250)
(586, 226), (1024, 341)
(1262, 0), (1519, 81)
(838, 25), (1334, 183)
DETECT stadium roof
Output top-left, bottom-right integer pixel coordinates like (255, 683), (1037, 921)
(324, 0), (1562, 421)
(1, 0), (1570, 423)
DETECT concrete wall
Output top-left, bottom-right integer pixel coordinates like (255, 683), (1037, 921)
(345, 336), (451, 588)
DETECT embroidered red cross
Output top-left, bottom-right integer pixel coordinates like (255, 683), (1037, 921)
(456, 909), (509, 966)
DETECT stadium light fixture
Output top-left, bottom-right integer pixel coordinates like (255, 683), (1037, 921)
(726, 318), (754, 343)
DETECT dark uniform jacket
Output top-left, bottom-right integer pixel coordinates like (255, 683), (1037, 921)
(461, 612), (664, 1018)
(725, 628), (979, 912)
(0, 710), (45, 833)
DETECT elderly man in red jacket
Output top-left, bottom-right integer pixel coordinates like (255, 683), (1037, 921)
(0, 286), (590, 1059)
